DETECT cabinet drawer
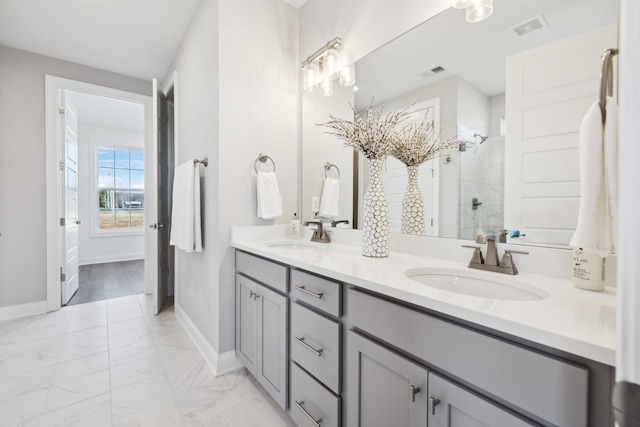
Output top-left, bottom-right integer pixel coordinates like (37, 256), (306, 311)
(236, 251), (287, 294)
(291, 362), (340, 427)
(348, 288), (588, 427)
(291, 302), (341, 394)
(291, 269), (341, 317)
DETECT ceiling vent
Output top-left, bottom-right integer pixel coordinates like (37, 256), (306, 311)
(421, 66), (446, 78)
(510, 15), (548, 38)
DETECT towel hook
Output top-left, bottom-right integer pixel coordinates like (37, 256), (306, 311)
(324, 162), (340, 179)
(599, 48), (618, 124)
(254, 153), (276, 174)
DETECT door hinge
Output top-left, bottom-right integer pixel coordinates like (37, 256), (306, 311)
(431, 169), (434, 178)
(58, 106), (65, 114)
(60, 268), (66, 282)
(430, 219), (434, 226)
(59, 161), (65, 171)
(60, 217), (65, 226)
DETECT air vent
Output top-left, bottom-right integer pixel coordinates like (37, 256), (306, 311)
(510, 15), (548, 38)
(421, 66), (446, 78)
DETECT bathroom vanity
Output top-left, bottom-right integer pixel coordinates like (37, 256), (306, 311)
(232, 227), (616, 427)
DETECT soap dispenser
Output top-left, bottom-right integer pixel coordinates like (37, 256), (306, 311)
(290, 213), (300, 239)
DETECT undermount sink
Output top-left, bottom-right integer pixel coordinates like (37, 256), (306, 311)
(405, 268), (549, 301)
(266, 241), (317, 250)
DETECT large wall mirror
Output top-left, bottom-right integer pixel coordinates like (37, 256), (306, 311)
(301, 0), (617, 248)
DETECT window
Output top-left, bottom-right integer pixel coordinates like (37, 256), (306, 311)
(97, 147), (144, 231)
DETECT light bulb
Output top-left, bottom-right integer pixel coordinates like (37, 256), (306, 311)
(339, 64), (356, 87)
(320, 78), (334, 96)
(324, 48), (339, 80)
(302, 61), (319, 92)
(465, 0), (493, 23)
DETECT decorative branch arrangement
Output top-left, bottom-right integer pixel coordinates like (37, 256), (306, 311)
(391, 118), (460, 166)
(318, 99), (410, 159)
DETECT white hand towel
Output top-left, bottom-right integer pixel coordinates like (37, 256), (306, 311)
(170, 161), (202, 253)
(604, 96), (618, 253)
(319, 177), (340, 218)
(570, 98), (617, 257)
(257, 171), (282, 219)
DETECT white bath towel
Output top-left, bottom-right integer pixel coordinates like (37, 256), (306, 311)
(604, 97), (618, 253)
(319, 177), (340, 218)
(257, 171), (282, 219)
(170, 161), (202, 253)
(570, 97), (618, 256)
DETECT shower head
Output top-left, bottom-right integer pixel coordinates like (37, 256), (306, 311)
(474, 133), (488, 144)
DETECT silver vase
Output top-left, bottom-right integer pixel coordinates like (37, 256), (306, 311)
(362, 157), (389, 257)
(401, 164), (425, 235)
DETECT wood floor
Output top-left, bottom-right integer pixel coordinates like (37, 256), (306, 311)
(67, 260), (145, 306)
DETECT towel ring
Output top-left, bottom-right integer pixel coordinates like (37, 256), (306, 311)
(254, 153), (276, 174)
(324, 162), (340, 179)
(599, 48), (618, 124)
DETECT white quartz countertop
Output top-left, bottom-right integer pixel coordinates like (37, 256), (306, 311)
(231, 236), (616, 366)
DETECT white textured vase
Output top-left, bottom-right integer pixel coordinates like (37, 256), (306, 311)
(401, 164), (425, 235)
(362, 158), (389, 257)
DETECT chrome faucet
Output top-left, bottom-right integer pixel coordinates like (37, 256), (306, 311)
(462, 235), (529, 275)
(304, 221), (330, 243)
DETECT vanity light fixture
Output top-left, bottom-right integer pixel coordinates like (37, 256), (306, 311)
(452, 0), (493, 23)
(302, 37), (356, 94)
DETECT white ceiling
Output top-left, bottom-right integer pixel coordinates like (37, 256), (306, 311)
(355, 0), (617, 109)
(0, 0), (201, 81)
(66, 90), (145, 132)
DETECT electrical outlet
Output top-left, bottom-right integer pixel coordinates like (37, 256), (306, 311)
(311, 196), (320, 213)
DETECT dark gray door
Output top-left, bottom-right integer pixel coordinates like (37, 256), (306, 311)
(347, 331), (429, 427)
(428, 372), (538, 427)
(235, 275), (258, 374)
(256, 284), (288, 410)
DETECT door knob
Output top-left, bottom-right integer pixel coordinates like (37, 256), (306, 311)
(149, 223), (166, 230)
(74, 220), (82, 225)
(157, 223), (166, 229)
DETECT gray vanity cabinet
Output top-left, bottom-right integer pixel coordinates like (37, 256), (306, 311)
(235, 251), (289, 411)
(428, 372), (537, 427)
(347, 331), (429, 427)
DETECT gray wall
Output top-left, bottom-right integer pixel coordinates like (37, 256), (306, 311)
(164, 0), (299, 357)
(0, 45), (150, 308)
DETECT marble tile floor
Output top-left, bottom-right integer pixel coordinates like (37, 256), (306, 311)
(0, 295), (296, 427)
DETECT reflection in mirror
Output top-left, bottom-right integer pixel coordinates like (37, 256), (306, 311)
(301, 0), (617, 247)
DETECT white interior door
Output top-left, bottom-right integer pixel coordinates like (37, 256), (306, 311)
(60, 92), (80, 305)
(145, 78), (167, 315)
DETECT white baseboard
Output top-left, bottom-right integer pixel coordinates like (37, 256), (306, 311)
(79, 253), (144, 266)
(175, 303), (243, 377)
(0, 300), (47, 322)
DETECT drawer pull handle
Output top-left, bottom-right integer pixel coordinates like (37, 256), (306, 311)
(295, 285), (324, 299)
(430, 396), (440, 415)
(295, 337), (323, 356)
(410, 385), (421, 402)
(295, 400), (322, 427)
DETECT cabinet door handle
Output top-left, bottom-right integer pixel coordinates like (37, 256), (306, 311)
(294, 400), (322, 427)
(249, 291), (256, 300)
(294, 337), (323, 356)
(430, 397), (440, 415)
(295, 285), (323, 299)
(410, 385), (421, 402)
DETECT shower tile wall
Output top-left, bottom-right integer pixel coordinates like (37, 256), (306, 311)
(459, 136), (505, 240)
